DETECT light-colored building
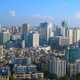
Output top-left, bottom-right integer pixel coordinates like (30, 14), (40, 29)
(22, 40), (25, 48)
(73, 28), (80, 43)
(68, 29), (74, 44)
(33, 32), (39, 48)
(59, 36), (69, 46)
(15, 73), (32, 79)
(0, 31), (11, 45)
(69, 59), (80, 76)
(75, 59), (80, 74)
(69, 63), (76, 77)
(11, 32), (21, 40)
(23, 32), (39, 48)
(0, 45), (3, 56)
(73, 28), (77, 43)
(76, 28), (80, 42)
(48, 56), (66, 77)
(0, 24), (1, 32)
(32, 73), (44, 80)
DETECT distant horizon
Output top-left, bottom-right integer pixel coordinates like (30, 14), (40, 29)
(0, 0), (80, 26)
(0, 19), (80, 28)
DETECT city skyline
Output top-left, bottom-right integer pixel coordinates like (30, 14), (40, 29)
(1, 1), (80, 80)
(0, 0), (80, 26)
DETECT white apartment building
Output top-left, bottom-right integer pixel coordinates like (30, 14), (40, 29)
(48, 56), (66, 77)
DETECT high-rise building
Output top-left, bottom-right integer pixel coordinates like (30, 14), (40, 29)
(10, 26), (17, 33)
(0, 24), (1, 32)
(0, 31), (11, 45)
(48, 37), (59, 49)
(39, 22), (53, 45)
(75, 59), (80, 74)
(73, 28), (80, 43)
(11, 33), (21, 40)
(32, 32), (39, 48)
(23, 32), (39, 48)
(22, 23), (32, 33)
(48, 56), (66, 77)
(73, 28), (77, 43)
(0, 45), (3, 56)
(22, 40), (25, 48)
(76, 28), (80, 42)
(59, 36), (69, 46)
(18, 26), (22, 32)
(61, 21), (68, 37)
(69, 63), (76, 76)
(55, 26), (62, 36)
(69, 59), (80, 76)
(68, 28), (74, 44)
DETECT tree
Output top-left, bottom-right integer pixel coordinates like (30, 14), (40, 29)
(48, 73), (57, 79)
(59, 75), (68, 80)
(9, 76), (15, 80)
(76, 73), (80, 80)
(38, 77), (44, 80)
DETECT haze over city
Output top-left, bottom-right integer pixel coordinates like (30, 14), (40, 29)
(0, 0), (80, 26)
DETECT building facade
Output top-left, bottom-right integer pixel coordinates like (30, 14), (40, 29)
(39, 22), (53, 46)
(0, 32), (11, 45)
(48, 56), (66, 77)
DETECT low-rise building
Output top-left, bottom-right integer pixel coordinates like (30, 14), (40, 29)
(0, 66), (9, 80)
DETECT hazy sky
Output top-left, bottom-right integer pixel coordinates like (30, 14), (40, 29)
(0, 0), (80, 26)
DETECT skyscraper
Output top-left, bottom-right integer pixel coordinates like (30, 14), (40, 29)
(32, 32), (39, 48)
(76, 28), (80, 42)
(22, 23), (32, 33)
(68, 28), (74, 45)
(73, 28), (80, 43)
(39, 22), (53, 46)
(23, 32), (39, 48)
(61, 21), (68, 37)
(0, 31), (11, 45)
(0, 24), (1, 32)
(48, 56), (66, 77)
